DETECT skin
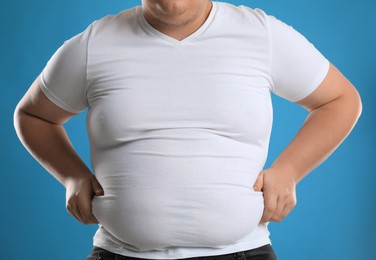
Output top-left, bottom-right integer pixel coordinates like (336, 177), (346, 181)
(13, 0), (362, 225)
(141, 0), (213, 41)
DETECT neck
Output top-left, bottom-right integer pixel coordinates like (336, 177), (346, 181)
(142, 1), (213, 41)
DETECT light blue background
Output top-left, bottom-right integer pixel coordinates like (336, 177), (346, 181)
(1, 0), (375, 259)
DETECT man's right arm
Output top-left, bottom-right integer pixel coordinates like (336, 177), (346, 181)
(13, 76), (103, 224)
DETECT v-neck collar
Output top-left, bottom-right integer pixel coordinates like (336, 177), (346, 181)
(138, 1), (218, 45)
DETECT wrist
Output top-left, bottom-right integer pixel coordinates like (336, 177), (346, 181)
(269, 162), (300, 185)
(62, 171), (93, 188)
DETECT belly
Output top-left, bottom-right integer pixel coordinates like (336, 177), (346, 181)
(91, 173), (264, 251)
(90, 134), (267, 251)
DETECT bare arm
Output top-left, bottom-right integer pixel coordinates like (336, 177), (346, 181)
(13, 76), (104, 224)
(254, 62), (362, 223)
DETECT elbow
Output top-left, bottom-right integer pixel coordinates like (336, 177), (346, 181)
(342, 85), (363, 132)
(13, 102), (29, 138)
(334, 84), (363, 130)
(353, 87), (363, 121)
(13, 103), (23, 136)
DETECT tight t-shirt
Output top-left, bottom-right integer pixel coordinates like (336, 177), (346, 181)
(39, 1), (329, 259)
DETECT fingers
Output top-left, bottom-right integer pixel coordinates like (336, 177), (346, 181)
(270, 196), (284, 222)
(74, 200), (85, 223)
(91, 176), (104, 196)
(67, 199), (85, 223)
(260, 191), (297, 224)
(77, 193), (100, 224)
(260, 190), (277, 224)
(278, 203), (295, 222)
(253, 171), (264, 192)
(67, 195), (99, 224)
(272, 190), (297, 222)
(66, 202), (81, 223)
(256, 168), (298, 224)
(65, 175), (103, 225)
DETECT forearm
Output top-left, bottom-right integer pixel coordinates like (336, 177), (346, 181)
(14, 109), (92, 188)
(269, 92), (362, 184)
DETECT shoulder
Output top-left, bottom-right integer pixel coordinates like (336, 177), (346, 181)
(215, 1), (269, 28)
(90, 6), (139, 36)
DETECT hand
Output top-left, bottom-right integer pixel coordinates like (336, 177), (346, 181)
(253, 168), (297, 223)
(65, 174), (104, 224)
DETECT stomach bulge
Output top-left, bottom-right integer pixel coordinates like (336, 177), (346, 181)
(91, 187), (265, 251)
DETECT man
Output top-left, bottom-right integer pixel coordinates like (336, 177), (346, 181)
(13, 0), (362, 259)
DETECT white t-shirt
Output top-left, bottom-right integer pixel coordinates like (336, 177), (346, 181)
(39, 1), (329, 259)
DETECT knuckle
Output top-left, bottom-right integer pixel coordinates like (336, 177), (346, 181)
(287, 200), (295, 207)
(86, 218), (95, 225)
(67, 197), (76, 205)
(285, 194), (296, 204)
(290, 199), (297, 207)
(66, 203), (75, 212)
(283, 190), (292, 198)
(82, 212), (95, 223)
(82, 213), (92, 222)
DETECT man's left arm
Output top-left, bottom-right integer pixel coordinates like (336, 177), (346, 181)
(253, 62), (362, 223)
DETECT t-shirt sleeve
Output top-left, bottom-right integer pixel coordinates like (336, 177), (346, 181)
(38, 23), (94, 114)
(266, 13), (330, 102)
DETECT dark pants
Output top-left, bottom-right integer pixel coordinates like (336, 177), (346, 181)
(86, 244), (277, 260)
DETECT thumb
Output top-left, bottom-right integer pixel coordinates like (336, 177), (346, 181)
(91, 176), (104, 196)
(253, 171), (264, 192)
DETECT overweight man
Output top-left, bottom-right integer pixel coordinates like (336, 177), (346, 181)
(14, 0), (362, 259)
